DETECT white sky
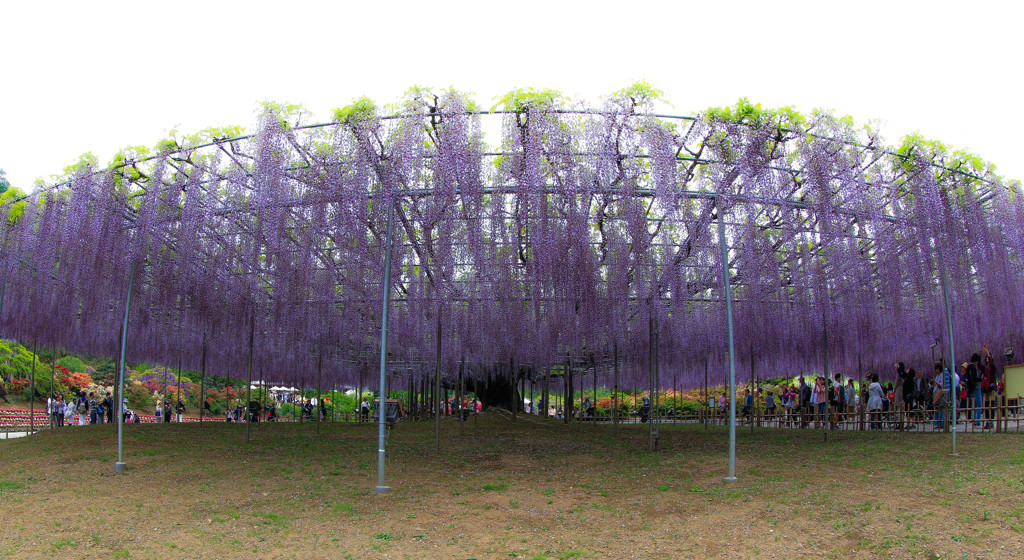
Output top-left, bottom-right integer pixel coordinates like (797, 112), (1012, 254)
(2, 0), (1022, 190)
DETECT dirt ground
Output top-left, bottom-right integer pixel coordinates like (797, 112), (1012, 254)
(1, 414), (1022, 559)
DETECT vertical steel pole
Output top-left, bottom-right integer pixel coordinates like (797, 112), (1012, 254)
(613, 342), (619, 429)
(649, 318), (656, 451)
(434, 309), (442, 452)
(512, 356), (518, 422)
(115, 261), (136, 473)
(245, 315), (254, 443)
(654, 321), (660, 446)
(750, 348), (755, 434)
(717, 195), (738, 482)
(0, 265), (6, 329)
(30, 342), (37, 433)
(49, 349), (57, 429)
(822, 305), (829, 440)
(199, 338), (206, 424)
(940, 261), (957, 456)
(459, 355), (465, 435)
(858, 356), (864, 431)
(564, 355), (571, 424)
(544, 366), (551, 419)
(176, 355), (182, 423)
(316, 345), (323, 434)
(376, 199), (395, 493)
(704, 357), (709, 429)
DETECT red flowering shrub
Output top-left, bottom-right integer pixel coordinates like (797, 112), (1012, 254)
(56, 365), (94, 389)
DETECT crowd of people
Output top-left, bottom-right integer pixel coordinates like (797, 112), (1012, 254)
(45, 391), (119, 426)
(719, 345), (1007, 431)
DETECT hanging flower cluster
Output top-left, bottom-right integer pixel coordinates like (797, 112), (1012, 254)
(1, 89), (1021, 391)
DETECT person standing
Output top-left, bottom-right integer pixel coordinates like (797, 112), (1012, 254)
(49, 394), (63, 427)
(64, 397), (75, 426)
(829, 374), (844, 429)
(175, 399), (185, 423)
(88, 392), (100, 424)
(812, 377), (827, 429)
(799, 377), (812, 428)
(867, 373), (885, 430)
(902, 368), (917, 429)
(163, 400), (172, 423)
(103, 392), (114, 424)
(980, 346), (997, 428)
(784, 385), (798, 426)
(764, 391), (776, 425)
(845, 378), (857, 423)
(968, 353), (984, 427)
(893, 364), (906, 430)
(933, 362), (959, 430)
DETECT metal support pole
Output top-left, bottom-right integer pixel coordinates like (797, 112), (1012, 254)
(459, 355), (465, 435)
(115, 261), (136, 473)
(858, 356), (864, 431)
(704, 357), (709, 429)
(316, 345), (323, 434)
(245, 316), (254, 443)
(939, 261), (957, 456)
(649, 318), (656, 452)
(176, 355), (182, 423)
(822, 305), (829, 440)
(512, 356), (518, 422)
(29, 342), (37, 434)
(544, 365), (551, 419)
(564, 354), (571, 425)
(750, 348), (755, 434)
(434, 309), (442, 452)
(49, 348), (57, 429)
(656, 330), (662, 428)
(375, 199), (396, 493)
(0, 265), (6, 329)
(717, 195), (738, 483)
(613, 342), (619, 429)
(199, 338), (206, 424)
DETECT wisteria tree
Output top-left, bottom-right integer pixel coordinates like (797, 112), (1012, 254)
(1, 87), (1021, 409)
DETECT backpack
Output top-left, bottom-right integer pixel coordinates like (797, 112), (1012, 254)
(981, 370), (993, 392)
(829, 384), (844, 406)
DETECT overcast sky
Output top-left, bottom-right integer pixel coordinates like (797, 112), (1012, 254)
(2, 0), (1022, 189)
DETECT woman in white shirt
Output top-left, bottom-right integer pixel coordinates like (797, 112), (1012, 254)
(867, 372), (885, 430)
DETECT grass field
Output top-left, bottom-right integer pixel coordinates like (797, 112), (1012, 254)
(1, 414), (1022, 559)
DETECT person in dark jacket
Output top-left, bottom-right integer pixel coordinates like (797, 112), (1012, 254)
(103, 392), (114, 424)
(799, 377), (812, 428)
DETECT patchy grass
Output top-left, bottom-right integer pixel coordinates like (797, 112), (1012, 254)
(0, 416), (1021, 558)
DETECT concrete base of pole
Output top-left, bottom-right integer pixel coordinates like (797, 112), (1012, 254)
(724, 476), (738, 483)
(114, 462), (127, 473)
(374, 486), (391, 493)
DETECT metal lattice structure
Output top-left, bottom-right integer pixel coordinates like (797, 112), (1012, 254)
(2, 92), (1022, 394)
